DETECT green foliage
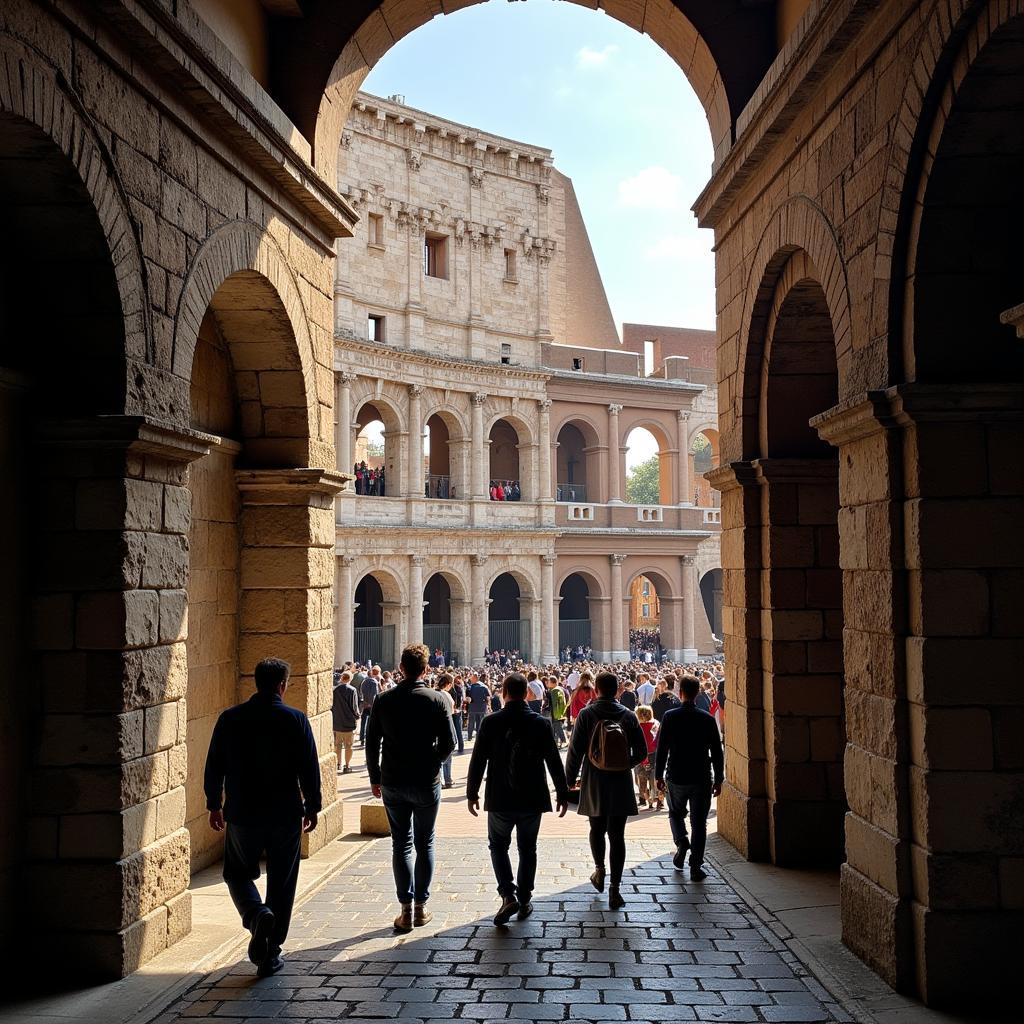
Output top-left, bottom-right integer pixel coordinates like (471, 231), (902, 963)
(626, 454), (661, 504)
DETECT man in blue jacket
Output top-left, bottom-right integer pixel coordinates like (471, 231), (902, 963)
(204, 658), (322, 977)
(655, 674), (724, 881)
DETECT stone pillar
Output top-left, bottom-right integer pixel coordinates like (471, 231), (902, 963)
(335, 372), (356, 479)
(471, 392), (488, 527)
(235, 468), (346, 857)
(540, 554), (556, 665)
(681, 555), (698, 660)
(607, 404), (623, 503)
(677, 409), (691, 505)
(538, 398), (553, 501)
(408, 554), (424, 646)
(470, 554), (488, 664)
(608, 554), (628, 660)
(335, 555), (355, 665)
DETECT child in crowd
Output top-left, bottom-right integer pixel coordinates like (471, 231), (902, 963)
(635, 704), (660, 809)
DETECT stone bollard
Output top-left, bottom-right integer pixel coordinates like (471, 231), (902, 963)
(360, 802), (390, 835)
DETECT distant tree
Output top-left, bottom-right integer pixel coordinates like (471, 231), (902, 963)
(626, 455), (660, 504)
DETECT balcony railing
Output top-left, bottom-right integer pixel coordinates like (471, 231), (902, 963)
(425, 474), (455, 499)
(556, 482), (586, 502)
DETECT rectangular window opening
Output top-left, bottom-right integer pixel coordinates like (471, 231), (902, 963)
(500, 343), (512, 365)
(424, 233), (449, 279)
(572, 357), (585, 371)
(504, 248), (517, 282)
(368, 213), (384, 246)
(368, 314), (385, 343)
(644, 339), (656, 376)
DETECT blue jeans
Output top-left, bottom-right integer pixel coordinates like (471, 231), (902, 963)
(442, 755), (453, 786)
(381, 782), (441, 904)
(666, 781), (713, 868)
(487, 811), (542, 900)
(223, 821), (302, 956)
(452, 712), (465, 753)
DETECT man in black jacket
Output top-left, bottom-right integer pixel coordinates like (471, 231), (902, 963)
(465, 672), (490, 739)
(655, 674), (724, 881)
(651, 675), (682, 722)
(467, 672), (569, 925)
(367, 643), (457, 932)
(332, 669), (360, 774)
(204, 658), (321, 977)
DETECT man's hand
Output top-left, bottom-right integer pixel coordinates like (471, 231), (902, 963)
(656, 779), (666, 793)
(302, 813), (318, 834)
(556, 798), (568, 818)
(208, 810), (225, 832)
(371, 783), (382, 799)
(467, 798), (480, 818)
(712, 782), (722, 798)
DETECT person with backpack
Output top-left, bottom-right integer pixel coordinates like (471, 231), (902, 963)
(565, 671), (647, 911)
(544, 675), (567, 747)
(466, 672), (569, 926)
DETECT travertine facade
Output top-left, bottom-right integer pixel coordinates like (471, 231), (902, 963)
(332, 95), (721, 671)
(0, 0), (1021, 1008)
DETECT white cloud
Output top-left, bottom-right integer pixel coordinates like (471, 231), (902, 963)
(617, 166), (684, 210)
(576, 44), (619, 70)
(644, 231), (713, 264)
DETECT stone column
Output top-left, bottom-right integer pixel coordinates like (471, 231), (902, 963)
(236, 468), (346, 857)
(336, 372), (356, 478)
(471, 392), (488, 527)
(538, 398), (553, 501)
(677, 409), (691, 505)
(470, 554), (488, 664)
(335, 555), (355, 665)
(680, 555), (698, 660)
(609, 554), (628, 659)
(607, 404), (623, 503)
(408, 554), (424, 645)
(407, 385), (424, 521)
(540, 554), (556, 665)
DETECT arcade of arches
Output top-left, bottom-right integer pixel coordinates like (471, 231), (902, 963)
(0, 0), (1021, 1010)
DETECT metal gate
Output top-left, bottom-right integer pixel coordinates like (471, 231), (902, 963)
(488, 618), (531, 662)
(423, 623), (452, 663)
(354, 624), (395, 669)
(558, 618), (592, 654)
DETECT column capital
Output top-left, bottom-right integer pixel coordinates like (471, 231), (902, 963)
(680, 554), (696, 567)
(471, 554), (489, 568)
(339, 555), (356, 567)
(472, 392), (489, 406)
(677, 408), (690, 422)
(608, 403), (623, 416)
(538, 398), (552, 411)
(410, 554), (426, 567)
(339, 371), (358, 385)
(408, 384), (424, 398)
(541, 555), (556, 567)
(609, 553), (626, 566)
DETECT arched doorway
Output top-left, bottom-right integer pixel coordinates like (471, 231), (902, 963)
(488, 419), (523, 500)
(353, 400), (400, 496)
(558, 573), (591, 657)
(354, 571), (400, 669)
(629, 574), (662, 661)
(625, 425), (672, 505)
(555, 421), (599, 503)
(423, 573), (452, 662)
(488, 572), (531, 661)
(425, 411), (467, 499)
(700, 568), (723, 638)
(690, 429), (720, 507)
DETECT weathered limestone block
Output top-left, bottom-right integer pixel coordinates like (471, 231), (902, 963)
(120, 827), (190, 924)
(303, 795), (345, 857)
(240, 545), (334, 590)
(360, 802), (390, 836)
(122, 750), (170, 807)
(123, 641), (188, 709)
(77, 589), (160, 650)
(143, 700), (181, 754)
(841, 862), (911, 993)
(37, 710), (144, 766)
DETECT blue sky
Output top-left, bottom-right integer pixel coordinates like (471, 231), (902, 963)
(363, 0), (716, 336)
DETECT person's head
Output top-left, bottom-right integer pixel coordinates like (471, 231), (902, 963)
(580, 671), (594, 689)
(503, 672), (528, 702)
(340, 671), (352, 685)
(636, 704), (654, 723)
(545, 675), (558, 689)
(255, 657), (290, 695)
(595, 671), (618, 699)
(400, 643), (429, 682)
(438, 672), (453, 691)
(663, 674), (676, 691)
(680, 675), (700, 701)
(370, 665), (381, 678)
(527, 670), (538, 683)
(624, 679), (635, 691)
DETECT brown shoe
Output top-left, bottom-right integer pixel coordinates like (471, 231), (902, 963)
(413, 903), (432, 927)
(393, 904), (413, 932)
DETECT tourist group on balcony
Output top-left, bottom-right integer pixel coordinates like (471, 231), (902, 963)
(489, 479), (521, 501)
(353, 461), (385, 495)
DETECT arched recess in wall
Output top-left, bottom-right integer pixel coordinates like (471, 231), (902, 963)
(354, 567), (404, 669)
(626, 567), (678, 656)
(423, 570), (468, 665)
(487, 570), (535, 661)
(0, 74), (138, 967)
(623, 422), (673, 505)
(308, 0), (740, 184)
(488, 416), (531, 501)
(424, 408), (467, 499)
(352, 396), (404, 496)
(689, 427), (720, 507)
(555, 418), (601, 503)
(558, 570), (605, 656)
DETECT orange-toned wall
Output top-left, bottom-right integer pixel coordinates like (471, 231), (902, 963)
(192, 0), (269, 87)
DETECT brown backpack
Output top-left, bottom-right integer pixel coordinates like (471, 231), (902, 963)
(587, 715), (631, 771)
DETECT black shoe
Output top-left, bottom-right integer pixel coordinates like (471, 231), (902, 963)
(690, 865), (708, 881)
(247, 908), (275, 965)
(608, 888), (625, 910)
(493, 895), (520, 926)
(673, 844), (690, 870)
(257, 954), (285, 978)
(342, 765), (351, 774)
(517, 901), (534, 920)
(590, 867), (606, 893)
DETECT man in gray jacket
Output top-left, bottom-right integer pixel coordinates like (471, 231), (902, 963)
(332, 670), (360, 774)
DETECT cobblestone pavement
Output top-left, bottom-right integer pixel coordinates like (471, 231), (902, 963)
(155, 838), (849, 1023)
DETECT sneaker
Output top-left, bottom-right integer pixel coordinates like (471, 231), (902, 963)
(690, 865), (708, 882)
(342, 765), (351, 774)
(654, 800), (663, 811)
(638, 799), (648, 808)
(516, 900), (534, 921)
(257, 954), (285, 978)
(590, 867), (606, 893)
(672, 844), (690, 870)
(413, 903), (432, 927)
(493, 895), (520, 926)
(394, 904), (413, 932)
(608, 887), (625, 910)
(247, 908), (275, 965)
(442, 782), (454, 789)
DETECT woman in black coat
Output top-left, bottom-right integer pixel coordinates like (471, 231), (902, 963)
(565, 671), (647, 910)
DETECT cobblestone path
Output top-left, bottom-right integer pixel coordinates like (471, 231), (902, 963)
(158, 839), (849, 1023)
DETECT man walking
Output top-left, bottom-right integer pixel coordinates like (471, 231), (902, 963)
(466, 671), (490, 740)
(655, 675), (724, 881)
(367, 643), (457, 931)
(332, 669), (360, 774)
(651, 675), (681, 722)
(356, 665), (374, 745)
(467, 672), (569, 925)
(543, 674), (567, 747)
(204, 658), (321, 977)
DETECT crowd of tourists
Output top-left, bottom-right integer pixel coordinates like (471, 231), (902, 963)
(203, 646), (725, 978)
(352, 461), (385, 495)
(561, 643), (592, 662)
(488, 479), (521, 500)
(630, 627), (663, 662)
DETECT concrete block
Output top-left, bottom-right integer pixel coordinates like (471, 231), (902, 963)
(360, 802), (391, 835)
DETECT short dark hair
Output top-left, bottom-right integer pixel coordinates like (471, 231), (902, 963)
(255, 658), (290, 693)
(503, 672), (528, 700)
(663, 673), (676, 691)
(439, 673), (454, 689)
(595, 671), (618, 698)
(400, 643), (429, 681)
(680, 675), (700, 700)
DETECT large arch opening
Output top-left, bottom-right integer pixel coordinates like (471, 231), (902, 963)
(488, 419), (525, 501)
(555, 421), (599, 503)
(625, 425), (672, 506)
(0, 112), (128, 967)
(424, 411), (466, 499)
(354, 400), (400, 496)
(700, 567), (723, 639)
(354, 571), (401, 669)
(629, 574), (662, 661)
(423, 573), (452, 663)
(558, 572), (591, 658)
(690, 428), (720, 507)
(488, 572), (531, 662)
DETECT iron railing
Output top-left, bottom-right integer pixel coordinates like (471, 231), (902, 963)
(354, 624), (395, 669)
(556, 482), (587, 502)
(426, 475), (455, 499)
(558, 619), (592, 653)
(488, 618), (531, 662)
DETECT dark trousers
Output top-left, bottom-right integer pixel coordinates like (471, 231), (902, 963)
(452, 712), (465, 753)
(381, 782), (441, 904)
(359, 707), (371, 743)
(487, 811), (542, 900)
(223, 820), (302, 956)
(666, 781), (713, 868)
(467, 710), (486, 739)
(588, 814), (628, 888)
(545, 713), (566, 745)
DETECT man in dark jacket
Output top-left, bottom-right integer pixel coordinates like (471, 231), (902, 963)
(204, 658), (321, 978)
(332, 669), (360, 774)
(651, 675), (682, 722)
(467, 672), (569, 925)
(655, 674), (724, 881)
(367, 643), (457, 932)
(466, 672), (490, 739)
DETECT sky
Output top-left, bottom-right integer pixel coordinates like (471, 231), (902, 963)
(363, 0), (717, 341)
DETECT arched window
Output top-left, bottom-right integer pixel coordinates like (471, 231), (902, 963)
(425, 413), (450, 498)
(353, 402), (395, 496)
(555, 421), (600, 502)
(488, 419), (522, 501)
(625, 426), (671, 505)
